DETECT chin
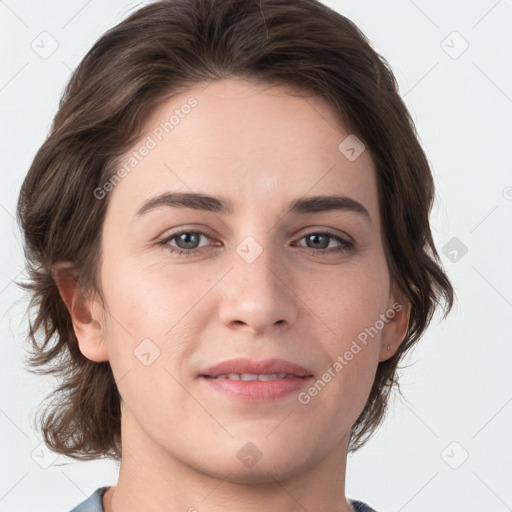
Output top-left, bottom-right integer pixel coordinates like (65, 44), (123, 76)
(204, 459), (307, 485)
(189, 443), (314, 484)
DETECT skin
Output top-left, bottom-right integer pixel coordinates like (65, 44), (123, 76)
(55, 78), (409, 512)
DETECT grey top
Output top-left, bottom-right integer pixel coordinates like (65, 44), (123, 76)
(68, 486), (379, 512)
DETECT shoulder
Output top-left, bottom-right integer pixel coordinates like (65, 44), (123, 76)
(66, 486), (109, 512)
(349, 499), (381, 512)
(65, 489), (377, 512)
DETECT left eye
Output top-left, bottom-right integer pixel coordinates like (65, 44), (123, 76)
(159, 229), (353, 256)
(161, 231), (213, 254)
(294, 232), (351, 251)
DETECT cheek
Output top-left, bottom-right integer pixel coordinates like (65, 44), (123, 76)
(306, 258), (389, 397)
(314, 261), (389, 342)
(98, 256), (217, 384)
(101, 255), (206, 335)
(98, 263), (196, 415)
(299, 281), (385, 436)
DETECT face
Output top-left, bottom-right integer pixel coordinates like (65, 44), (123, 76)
(82, 78), (407, 482)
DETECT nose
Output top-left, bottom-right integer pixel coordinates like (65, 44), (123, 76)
(218, 241), (299, 335)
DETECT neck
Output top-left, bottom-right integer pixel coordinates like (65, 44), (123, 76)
(105, 404), (355, 512)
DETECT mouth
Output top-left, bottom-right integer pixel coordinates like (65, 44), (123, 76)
(206, 372), (300, 381)
(199, 358), (314, 402)
(200, 357), (313, 378)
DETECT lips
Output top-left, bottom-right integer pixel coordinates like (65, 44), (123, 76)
(200, 357), (312, 379)
(199, 357), (314, 402)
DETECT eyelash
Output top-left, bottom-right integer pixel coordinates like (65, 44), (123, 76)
(158, 229), (354, 257)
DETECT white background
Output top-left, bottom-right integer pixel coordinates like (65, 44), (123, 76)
(1, 1), (511, 511)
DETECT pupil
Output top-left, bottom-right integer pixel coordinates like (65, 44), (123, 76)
(179, 233), (198, 249)
(309, 234), (328, 249)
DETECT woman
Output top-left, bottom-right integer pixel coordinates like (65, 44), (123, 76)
(16, 1), (453, 511)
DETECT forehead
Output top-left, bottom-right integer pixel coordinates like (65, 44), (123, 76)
(107, 78), (378, 221)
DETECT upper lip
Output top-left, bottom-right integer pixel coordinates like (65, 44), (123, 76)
(200, 358), (312, 378)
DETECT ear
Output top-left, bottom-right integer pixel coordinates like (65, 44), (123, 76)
(378, 289), (411, 362)
(52, 262), (109, 362)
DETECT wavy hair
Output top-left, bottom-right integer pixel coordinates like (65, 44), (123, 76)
(16, 0), (454, 461)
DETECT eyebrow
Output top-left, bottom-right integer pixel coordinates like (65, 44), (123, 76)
(135, 192), (372, 224)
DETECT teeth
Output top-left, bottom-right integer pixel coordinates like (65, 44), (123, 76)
(214, 372), (291, 381)
(240, 373), (259, 381)
(257, 373), (286, 381)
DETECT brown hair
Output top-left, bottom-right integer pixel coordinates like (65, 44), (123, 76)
(16, 0), (454, 461)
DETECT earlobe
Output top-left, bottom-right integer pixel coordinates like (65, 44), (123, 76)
(378, 297), (411, 362)
(52, 262), (109, 363)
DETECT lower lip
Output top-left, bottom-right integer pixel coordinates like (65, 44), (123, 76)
(200, 376), (313, 402)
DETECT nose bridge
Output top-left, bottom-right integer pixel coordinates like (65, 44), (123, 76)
(218, 231), (298, 333)
(233, 232), (288, 300)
